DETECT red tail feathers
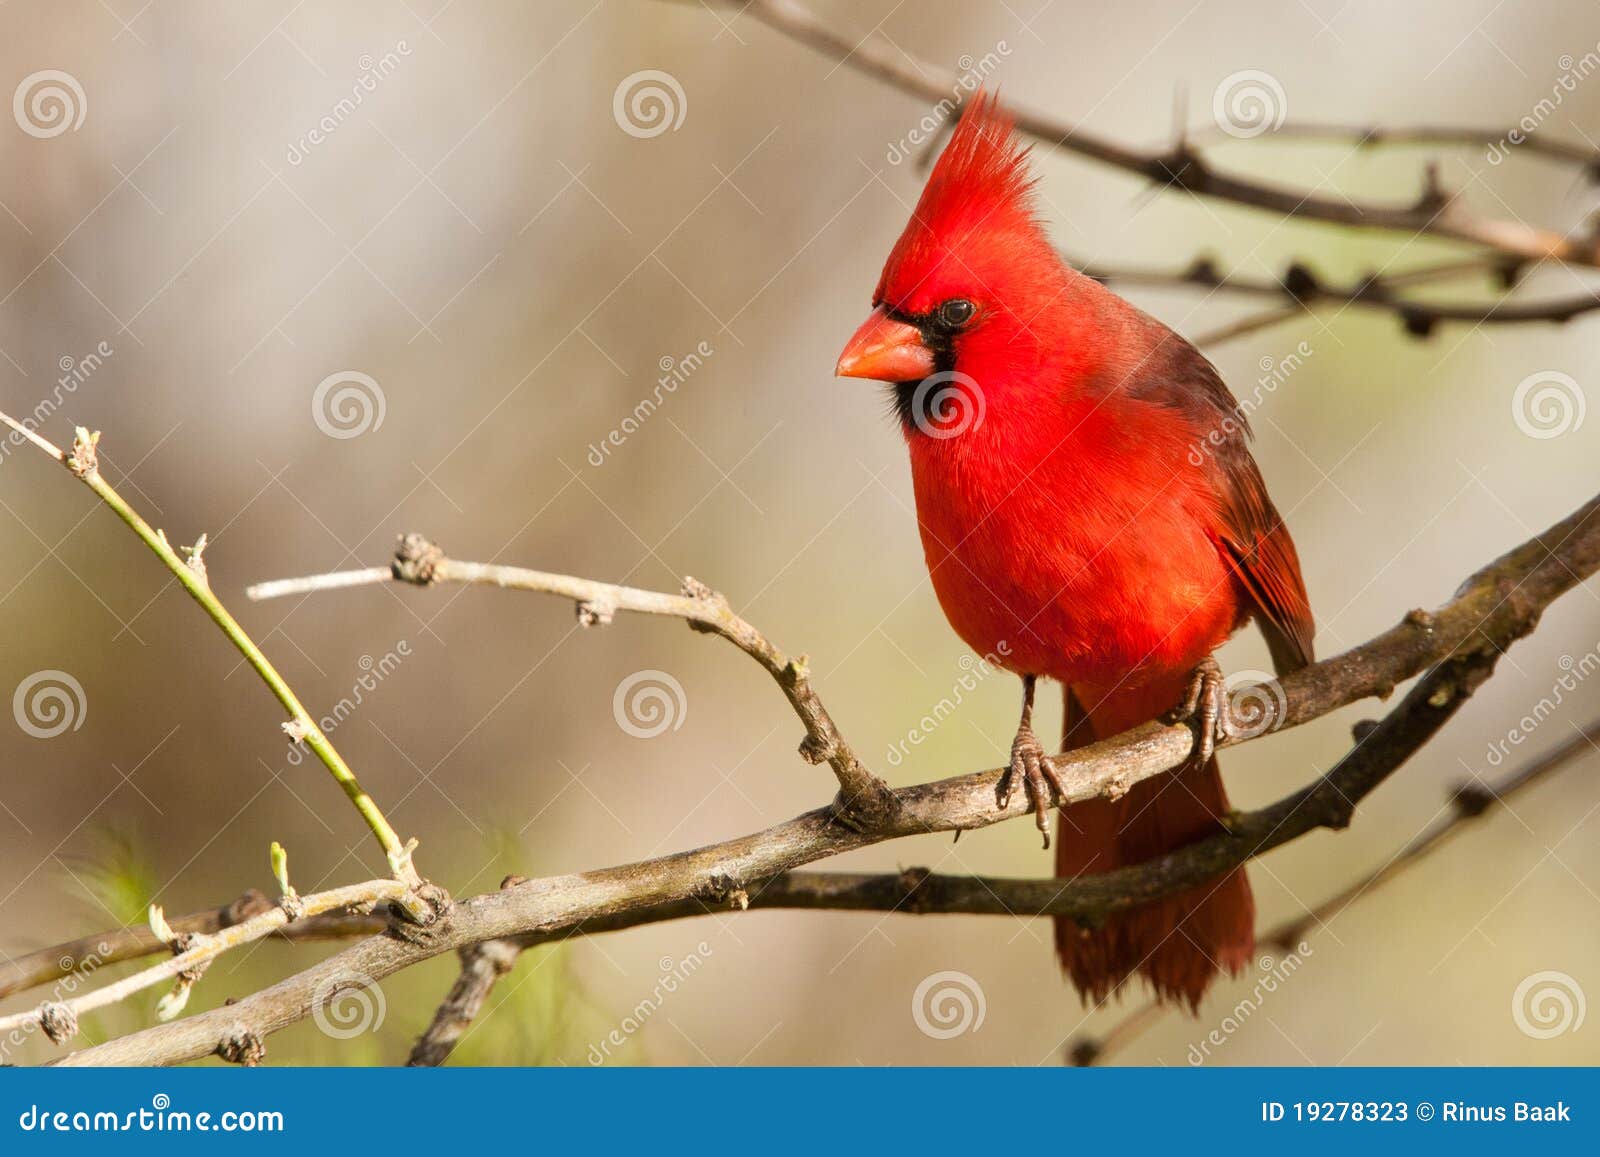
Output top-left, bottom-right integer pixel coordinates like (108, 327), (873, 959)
(1054, 681), (1254, 1011)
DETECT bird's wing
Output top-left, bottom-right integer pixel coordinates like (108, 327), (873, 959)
(1126, 324), (1316, 676)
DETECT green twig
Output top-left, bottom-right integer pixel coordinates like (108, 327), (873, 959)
(0, 412), (419, 888)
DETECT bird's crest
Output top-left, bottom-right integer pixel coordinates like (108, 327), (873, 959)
(875, 91), (1045, 309)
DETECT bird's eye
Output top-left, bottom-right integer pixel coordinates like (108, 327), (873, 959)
(936, 298), (976, 330)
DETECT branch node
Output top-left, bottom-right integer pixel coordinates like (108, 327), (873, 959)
(1451, 781), (1496, 818)
(576, 598), (615, 628)
(392, 533), (444, 585)
(217, 1024), (265, 1067)
(1068, 1037), (1103, 1067)
(1405, 607), (1437, 633)
(1281, 261), (1320, 301)
(182, 533), (211, 588)
(67, 427), (100, 478)
(39, 1001), (79, 1044)
(797, 732), (831, 764)
(897, 865), (932, 912)
(387, 882), (452, 941)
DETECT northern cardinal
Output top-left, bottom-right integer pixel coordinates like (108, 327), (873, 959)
(835, 94), (1315, 1010)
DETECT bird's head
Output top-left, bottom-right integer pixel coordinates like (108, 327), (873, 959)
(836, 92), (1083, 436)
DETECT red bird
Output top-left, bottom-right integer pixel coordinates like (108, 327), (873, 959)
(835, 95), (1315, 1010)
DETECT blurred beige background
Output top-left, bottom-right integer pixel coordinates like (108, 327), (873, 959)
(0, 0), (1596, 1066)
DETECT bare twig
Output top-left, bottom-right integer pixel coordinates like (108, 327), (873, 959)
(0, 879), (409, 1045)
(252, 532), (900, 828)
(1070, 715), (1600, 1065)
(1192, 120), (1600, 176)
(51, 490), (1600, 1065)
(0, 411), (426, 893)
(0, 891), (391, 1001)
(731, 0), (1600, 269)
(1079, 254), (1599, 337)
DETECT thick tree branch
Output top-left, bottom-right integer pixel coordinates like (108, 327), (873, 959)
(50, 490), (1600, 1066)
(731, 0), (1600, 269)
(1068, 713), (1600, 1065)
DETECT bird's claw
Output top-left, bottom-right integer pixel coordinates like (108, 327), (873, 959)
(1166, 655), (1231, 766)
(998, 724), (1067, 849)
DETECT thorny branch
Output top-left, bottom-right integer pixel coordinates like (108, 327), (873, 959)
(1077, 254), (1600, 338)
(43, 489), (1599, 1066)
(729, 0), (1600, 269)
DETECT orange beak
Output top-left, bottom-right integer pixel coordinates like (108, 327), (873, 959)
(835, 306), (935, 382)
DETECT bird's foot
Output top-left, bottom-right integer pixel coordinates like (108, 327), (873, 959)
(1165, 654), (1230, 766)
(998, 724), (1067, 849)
